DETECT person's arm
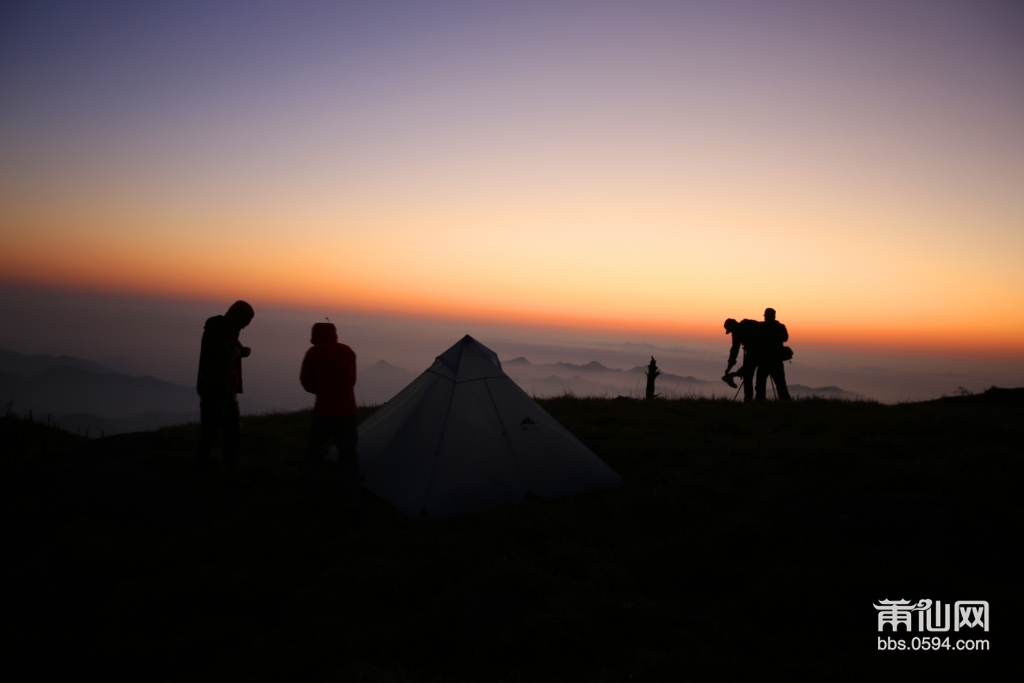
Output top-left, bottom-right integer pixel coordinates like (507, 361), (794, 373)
(196, 328), (210, 395)
(727, 337), (740, 370)
(198, 324), (231, 395)
(300, 348), (317, 394)
(780, 323), (789, 343)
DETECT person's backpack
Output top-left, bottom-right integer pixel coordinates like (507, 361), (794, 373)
(780, 346), (794, 361)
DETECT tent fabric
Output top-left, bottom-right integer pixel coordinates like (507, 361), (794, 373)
(357, 335), (623, 518)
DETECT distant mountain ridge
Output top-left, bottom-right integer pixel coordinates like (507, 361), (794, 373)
(0, 348), (863, 436)
(356, 360), (417, 406)
(501, 357), (861, 400)
(502, 356), (712, 398)
(1, 366), (198, 417)
(505, 357), (707, 379)
(0, 349), (110, 375)
(0, 349), (418, 433)
(1, 348), (207, 437)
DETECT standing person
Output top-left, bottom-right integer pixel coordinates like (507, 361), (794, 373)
(299, 321), (359, 510)
(757, 307), (791, 401)
(723, 317), (763, 402)
(195, 300), (255, 474)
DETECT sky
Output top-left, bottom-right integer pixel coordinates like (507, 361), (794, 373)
(2, 1), (1023, 401)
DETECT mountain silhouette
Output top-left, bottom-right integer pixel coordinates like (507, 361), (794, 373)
(1, 366), (198, 417)
(355, 360), (417, 406)
(503, 357), (712, 397)
(0, 349), (209, 436)
(0, 349), (110, 375)
(0, 349), (866, 434)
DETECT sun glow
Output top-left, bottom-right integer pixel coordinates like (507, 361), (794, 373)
(3, 203), (1021, 359)
(2, 3), (1023, 361)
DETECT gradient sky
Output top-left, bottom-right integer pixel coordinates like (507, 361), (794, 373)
(3, 1), (1024, 357)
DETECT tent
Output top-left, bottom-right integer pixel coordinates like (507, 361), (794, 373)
(357, 335), (623, 518)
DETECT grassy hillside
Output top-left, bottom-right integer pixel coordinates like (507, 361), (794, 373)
(2, 395), (1020, 681)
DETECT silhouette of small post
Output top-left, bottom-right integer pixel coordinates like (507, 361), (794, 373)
(194, 300), (254, 473)
(299, 321), (360, 511)
(645, 356), (661, 400)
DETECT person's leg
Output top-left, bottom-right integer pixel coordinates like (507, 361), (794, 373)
(755, 361), (768, 401)
(195, 397), (222, 464)
(222, 397), (241, 473)
(741, 351), (754, 402)
(773, 362), (791, 400)
(333, 415), (360, 510)
(301, 415), (332, 500)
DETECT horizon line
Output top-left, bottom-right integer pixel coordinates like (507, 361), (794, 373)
(3, 278), (1022, 361)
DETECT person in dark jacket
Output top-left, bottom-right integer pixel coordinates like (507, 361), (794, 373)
(300, 321), (359, 508)
(195, 300), (254, 472)
(724, 317), (763, 402)
(757, 307), (791, 401)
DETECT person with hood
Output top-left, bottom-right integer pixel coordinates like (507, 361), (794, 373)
(757, 307), (792, 401)
(195, 300), (254, 473)
(299, 321), (359, 508)
(723, 317), (763, 402)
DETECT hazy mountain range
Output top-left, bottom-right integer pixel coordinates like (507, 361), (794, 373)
(1, 349), (859, 436)
(355, 360), (418, 406)
(0, 350), (428, 435)
(1, 349), (201, 436)
(501, 357), (712, 398)
(354, 357), (862, 402)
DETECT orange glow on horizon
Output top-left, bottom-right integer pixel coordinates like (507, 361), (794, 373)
(3, 263), (1021, 361)
(4, 190), (1022, 361)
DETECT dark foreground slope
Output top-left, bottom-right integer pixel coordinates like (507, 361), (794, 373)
(2, 396), (1021, 682)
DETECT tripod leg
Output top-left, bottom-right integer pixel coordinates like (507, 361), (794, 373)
(733, 383), (743, 401)
(770, 376), (777, 400)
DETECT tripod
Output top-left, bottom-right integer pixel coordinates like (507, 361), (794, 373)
(732, 370), (779, 401)
(729, 365), (748, 401)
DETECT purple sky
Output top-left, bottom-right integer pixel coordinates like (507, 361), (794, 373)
(2, 2), (1023, 404)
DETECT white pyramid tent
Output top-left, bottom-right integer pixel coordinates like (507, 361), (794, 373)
(358, 335), (623, 518)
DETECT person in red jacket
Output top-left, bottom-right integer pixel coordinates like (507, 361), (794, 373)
(300, 321), (359, 507)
